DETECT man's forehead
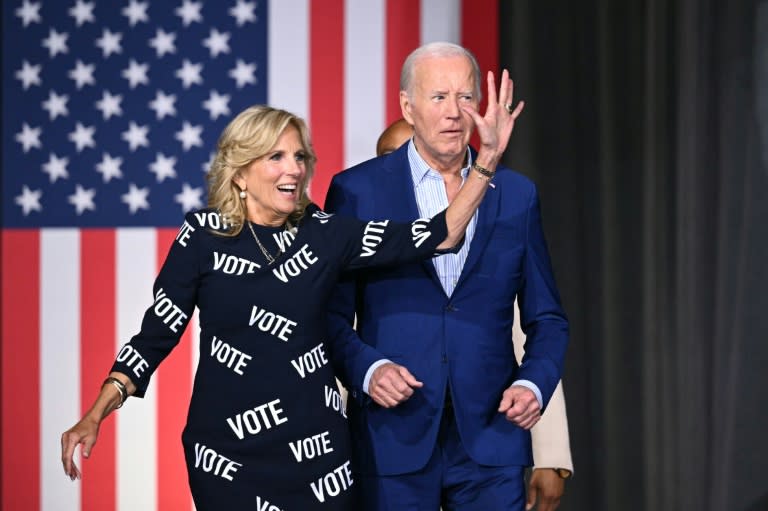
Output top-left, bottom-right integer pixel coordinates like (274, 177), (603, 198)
(413, 56), (475, 89)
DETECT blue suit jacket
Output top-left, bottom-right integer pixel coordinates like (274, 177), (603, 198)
(324, 143), (569, 475)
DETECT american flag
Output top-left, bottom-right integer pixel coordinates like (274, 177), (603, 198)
(1, 1), (498, 509)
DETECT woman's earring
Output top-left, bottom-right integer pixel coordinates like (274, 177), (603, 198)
(239, 189), (247, 199)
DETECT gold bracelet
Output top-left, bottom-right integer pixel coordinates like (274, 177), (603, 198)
(103, 377), (127, 409)
(471, 162), (495, 180)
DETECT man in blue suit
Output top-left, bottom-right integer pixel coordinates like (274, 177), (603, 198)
(325, 42), (569, 510)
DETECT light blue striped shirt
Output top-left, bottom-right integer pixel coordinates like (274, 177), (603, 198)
(407, 140), (477, 296)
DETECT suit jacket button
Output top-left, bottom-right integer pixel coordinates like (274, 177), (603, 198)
(445, 304), (456, 312)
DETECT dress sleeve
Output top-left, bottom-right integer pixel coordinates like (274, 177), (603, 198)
(110, 212), (202, 397)
(327, 207), (455, 272)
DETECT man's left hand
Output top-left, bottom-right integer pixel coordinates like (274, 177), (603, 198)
(497, 385), (541, 429)
(526, 468), (565, 511)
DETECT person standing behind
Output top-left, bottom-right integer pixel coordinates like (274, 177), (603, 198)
(325, 42), (569, 511)
(375, 118), (574, 510)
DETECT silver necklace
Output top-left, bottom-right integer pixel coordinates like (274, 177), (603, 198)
(247, 221), (291, 265)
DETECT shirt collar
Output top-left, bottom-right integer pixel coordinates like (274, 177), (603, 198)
(407, 139), (473, 187)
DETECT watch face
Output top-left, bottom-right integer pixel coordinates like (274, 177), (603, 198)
(556, 468), (572, 479)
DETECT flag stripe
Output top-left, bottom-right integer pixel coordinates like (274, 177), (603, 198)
(80, 230), (117, 511)
(386, 0), (421, 125)
(116, 230), (157, 511)
(344, 0), (386, 169)
(267, 0), (310, 120)
(461, 0), (499, 102)
(309, 0), (346, 206)
(1, 230), (41, 511)
(421, 0), (461, 45)
(41, 230), (80, 511)
(461, 0), (498, 148)
(155, 229), (194, 511)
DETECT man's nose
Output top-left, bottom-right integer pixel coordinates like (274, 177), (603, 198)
(445, 97), (461, 118)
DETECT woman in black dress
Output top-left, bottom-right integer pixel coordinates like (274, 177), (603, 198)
(60, 71), (522, 510)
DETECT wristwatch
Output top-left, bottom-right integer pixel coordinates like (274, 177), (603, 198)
(553, 468), (572, 479)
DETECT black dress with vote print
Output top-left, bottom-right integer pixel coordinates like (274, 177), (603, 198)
(110, 203), (450, 510)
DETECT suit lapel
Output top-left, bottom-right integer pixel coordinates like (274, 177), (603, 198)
(454, 174), (500, 292)
(377, 147), (420, 221)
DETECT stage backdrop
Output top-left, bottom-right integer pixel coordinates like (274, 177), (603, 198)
(1, 1), (500, 510)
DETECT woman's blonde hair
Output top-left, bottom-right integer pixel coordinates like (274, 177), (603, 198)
(206, 105), (317, 235)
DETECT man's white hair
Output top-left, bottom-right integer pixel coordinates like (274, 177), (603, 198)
(399, 42), (482, 100)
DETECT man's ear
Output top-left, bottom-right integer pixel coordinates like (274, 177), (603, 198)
(400, 91), (414, 124)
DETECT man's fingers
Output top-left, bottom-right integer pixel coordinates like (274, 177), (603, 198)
(510, 100), (525, 119)
(501, 71), (513, 107)
(460, 104), (485, 126)
(370, 363), (423, 407)
(486, 70), (498, 106)
(497, 395), (512, 413)
(398, 366), (423, 388)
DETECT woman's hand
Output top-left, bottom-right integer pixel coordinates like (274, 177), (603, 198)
(462, 69), (524, 167)
(61, 415), (101, 480)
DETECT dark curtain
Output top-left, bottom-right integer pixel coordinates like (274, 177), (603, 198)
(499, 1), (768, 510)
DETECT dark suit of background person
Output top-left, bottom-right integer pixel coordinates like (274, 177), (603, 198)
(325, 42), (568, 510)
(375, 118), (574, 511)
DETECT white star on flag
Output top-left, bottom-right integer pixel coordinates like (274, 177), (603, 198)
(203, 90), (231, 120)
(69, 60), (96, 89)
(68, 184), (96, 215)
(14, 185), (43, 215)
(122, 183), (150, 213)
(42, 90), (69, 120)
(229, 0), (257, 26)
(174, 182), (204, 212)
(96, 153), (124, 182)
(95, 91), (124, 120)
(176, 0), (203, 26)
(68, 0), (95, 26)
(15, 61), (42, 89)
(149, 153), (177, 182)
(122, 122), (150, 151)
(15, 0), (42, 27)
(176, 60), (204, 88)
(202, 152), (216, 173)
(203, 29), (231, 58)
(69, 123), (96, 152)
(122, 0), (149, 26)
(42, 153), (70, 183)
(122, 59), (150, 88)
(15, 123), (42, 153)
(229, 59), (256, 88)
(42, 28), (69, 57)
(149, 90), (177, 119)
(95, 29), (123, 58)
(175, 122), (204, 151)
(149, 29), (177, 58)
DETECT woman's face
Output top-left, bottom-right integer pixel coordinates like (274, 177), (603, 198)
(234, 125), (308, 226)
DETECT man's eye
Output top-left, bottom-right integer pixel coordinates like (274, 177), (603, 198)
(432, 95), (444, 101)
(461, 95), (473, 102)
